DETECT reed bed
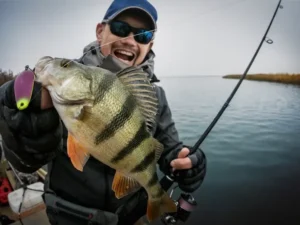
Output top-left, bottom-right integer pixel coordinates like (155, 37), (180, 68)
(223, 73), (300, 85)
(0, 69), (14, 86)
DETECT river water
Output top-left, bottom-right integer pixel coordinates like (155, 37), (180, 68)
(156, 76), (300, 225)
(2, 76), (299, 225)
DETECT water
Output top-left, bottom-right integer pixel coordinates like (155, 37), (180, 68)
(156, 77), (300, 225)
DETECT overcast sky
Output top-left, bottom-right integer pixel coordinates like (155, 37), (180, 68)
(0, 0), (299, 76)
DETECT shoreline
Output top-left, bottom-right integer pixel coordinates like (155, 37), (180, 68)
(222, 73), (300, 85)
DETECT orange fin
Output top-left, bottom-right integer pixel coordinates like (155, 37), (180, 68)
(67, 133), (90, 172)
(147, 192), (177, 222)
(112, 171), (141, 199)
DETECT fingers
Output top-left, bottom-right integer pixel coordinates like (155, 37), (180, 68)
(40, 87), (53, 110)
(29, 82), (53, 110)
(177, 147), (190, 158)
(171, 157), (192, 170)
(3, 79), (53, 111)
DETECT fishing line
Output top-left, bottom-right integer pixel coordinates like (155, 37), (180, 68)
(157, 0), (285, 202)
(26, 0), (284, 188)
(27, 28), (157, 104)
(11, 1), (284, 224)
(69, 0), (250, 66)
(189, 0), (283, 153)
(27, 0), (252, 105)
(157, 0), (286, 154)
(68, 28), (157, 67)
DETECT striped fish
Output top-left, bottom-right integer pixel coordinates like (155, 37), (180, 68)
(34, 56), (177, 222)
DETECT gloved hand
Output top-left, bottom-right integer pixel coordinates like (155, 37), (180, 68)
(170, 146), (207, 193)
(0, 79), (63, 173)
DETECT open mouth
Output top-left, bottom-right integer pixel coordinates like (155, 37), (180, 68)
(35, 56), (53, 74)
(113, 49), (135, 64)
(51, 90), (87, 106)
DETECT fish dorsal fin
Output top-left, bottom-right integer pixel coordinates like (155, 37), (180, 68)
(116, 66), (158, 132)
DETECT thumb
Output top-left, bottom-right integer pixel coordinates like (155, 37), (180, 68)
(4, 77), (53, 111)
(177, 147), (190, 158)
(170, 148), (191, 171)
(23, 81), (53, 110)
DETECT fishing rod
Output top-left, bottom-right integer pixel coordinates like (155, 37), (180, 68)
(116, 1), (285, 223)
(10, 1), (283, 225)
(192, 0), (284, 152)
(157, 0), (284, 224)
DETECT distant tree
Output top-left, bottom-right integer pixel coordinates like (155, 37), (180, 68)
(0, 68), (15, 86)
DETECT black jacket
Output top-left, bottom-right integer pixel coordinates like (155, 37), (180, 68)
(1, 41), (183, 219)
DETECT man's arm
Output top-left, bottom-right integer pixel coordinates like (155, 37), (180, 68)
(0, 80), (63, 173)
(154, 85), (183, 175)
(154, 85), (207, 193)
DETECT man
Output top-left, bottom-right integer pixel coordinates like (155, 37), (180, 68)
(0, 0), (206, 225)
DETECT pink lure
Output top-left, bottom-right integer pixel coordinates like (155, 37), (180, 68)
(14, 67), (35, 110)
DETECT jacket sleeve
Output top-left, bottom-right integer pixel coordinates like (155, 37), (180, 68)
(153, 85), (183, 176)
(0, 80), (63, 173)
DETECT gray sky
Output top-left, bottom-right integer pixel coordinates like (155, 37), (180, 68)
(0, 0), (299, 77)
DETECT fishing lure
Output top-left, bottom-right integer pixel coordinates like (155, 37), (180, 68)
(13, 65), (35, 110)
(11, 1), (284, 224)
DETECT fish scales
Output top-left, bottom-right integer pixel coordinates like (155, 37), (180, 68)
(93, 81), (161, 200)
(92, 77), (151, 167)
(75, 72), (159, 192)
(58, 69), (156, 184)
(34, 56), (177, 222)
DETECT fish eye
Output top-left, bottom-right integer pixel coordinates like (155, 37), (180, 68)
(60, 59), (72, 68)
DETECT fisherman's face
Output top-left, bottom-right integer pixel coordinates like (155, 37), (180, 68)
(96, 10), (154, 66)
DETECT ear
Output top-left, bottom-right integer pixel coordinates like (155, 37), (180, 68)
(147, 41), (154, 53)
(96, 23), (105, 42)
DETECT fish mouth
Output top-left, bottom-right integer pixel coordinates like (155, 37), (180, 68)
(35, 56), (54, 75)
(112, 49), (136, 65)
(50, 90), (88, 106)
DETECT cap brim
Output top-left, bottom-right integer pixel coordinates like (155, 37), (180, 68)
(102, 6), (157, 31)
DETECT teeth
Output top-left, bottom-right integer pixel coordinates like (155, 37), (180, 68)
(115, 50), (134, 57)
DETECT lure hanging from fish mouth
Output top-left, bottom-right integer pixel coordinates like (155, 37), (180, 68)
(14, 65), (35, 110)
(13, 0), (283, 185)
(12, 1), (284, 223)
(12, 27), (156, 111)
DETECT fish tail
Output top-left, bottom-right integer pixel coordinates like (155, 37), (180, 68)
(146, 190), (177, 222)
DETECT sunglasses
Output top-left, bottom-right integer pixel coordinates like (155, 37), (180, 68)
(108, 20), (154, 44)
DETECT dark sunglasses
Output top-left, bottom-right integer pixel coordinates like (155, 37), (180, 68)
(108, 20), (154, 44)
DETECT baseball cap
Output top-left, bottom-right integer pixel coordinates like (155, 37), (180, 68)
(102, 0), (158, 31)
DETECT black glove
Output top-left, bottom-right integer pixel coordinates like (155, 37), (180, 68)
(0, 79), (63, 173)
(174, 146), (207, 193)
